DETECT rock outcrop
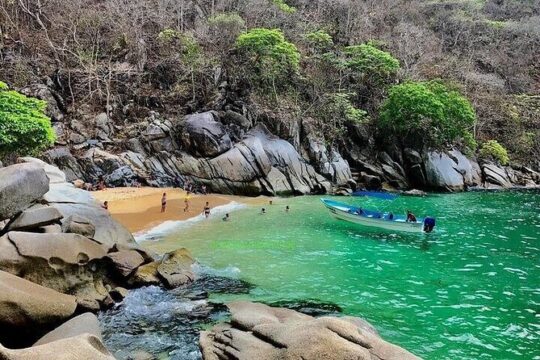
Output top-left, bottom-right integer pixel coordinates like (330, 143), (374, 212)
(33, 313), (103, 346)
(129, 248), (195, 288)
(200, 301), (421, 360)
(0, 270), (77, 347)
(0, 163), (49, 221)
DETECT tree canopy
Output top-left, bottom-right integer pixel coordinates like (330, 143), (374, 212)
(379, 81), (476, 149)
(0, 81), (55, 158)
(236, 28), (300, 87)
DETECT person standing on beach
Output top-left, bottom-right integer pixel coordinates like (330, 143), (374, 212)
(101, 201), (108, 210)
(203, 201), (211, 218)
(161, 193), (167, 213)
(184, 195), (190, 212)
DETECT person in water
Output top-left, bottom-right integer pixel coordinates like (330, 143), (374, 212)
(101, 201), (108, 210)
(406, 210), (417, 222)
(285, 205), (290, 212)
(269, 200), (273, 205)
(261, 208), (266, 214)
(203, 202), (211, 218)
(161, 193), (167, 213)
(355, 208), (363, 215)
(388, 212), (394, 220)
(223, 213), (230, 221)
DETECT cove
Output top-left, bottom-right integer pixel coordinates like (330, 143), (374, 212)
(106, 190), (540, 359)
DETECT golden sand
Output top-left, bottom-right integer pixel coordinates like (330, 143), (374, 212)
(93, 187), (270, 233)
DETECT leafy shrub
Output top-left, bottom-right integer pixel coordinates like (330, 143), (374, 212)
(0, 81), (55, 158)
(479, 140), (510, 165)
(343, 43), (400, 84)
(379, 81), (477, 149)
(236, 28), (300, 87)
(271, 0), (296, 14)
(304, 30), (334, 51)
(208, 13), (245, 31)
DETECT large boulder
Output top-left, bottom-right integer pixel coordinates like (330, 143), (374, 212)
(181, 112), (233, 157)
(61, 214), (96, 237)
(0, 270), (77, 347)
(7, 206), (63, 232)
(42, 147), (85, 182)
(0, 232), (110, 306)
(482, 163), (512, 188)
(18, 157), (67, 184)
(0, 163), (49, 221)
(200, 301), (421, 360)
(20, 83), (63, 122)
(0, 334), (115, 360)
(424, 151), (465, 191)
(106, 250), (146, 278)
(33, 313), (102, 346)
(156, 248), (195, 288)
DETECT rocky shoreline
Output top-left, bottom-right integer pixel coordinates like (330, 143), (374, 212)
(0, 159), (423, 359)
(18, 82), (537, 196)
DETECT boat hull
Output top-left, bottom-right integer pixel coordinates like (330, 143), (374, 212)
(321, 199), (425, 233)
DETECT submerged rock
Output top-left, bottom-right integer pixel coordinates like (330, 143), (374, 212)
(200, 301), (421, 360)
(157, 248), (195, 289)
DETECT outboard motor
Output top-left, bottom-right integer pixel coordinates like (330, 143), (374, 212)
(423, 217), (436, 233)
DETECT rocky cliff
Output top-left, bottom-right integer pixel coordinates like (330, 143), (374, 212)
(18, 85), (540, 194)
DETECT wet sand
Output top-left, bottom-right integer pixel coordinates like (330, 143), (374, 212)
(93, 187), (269, 233)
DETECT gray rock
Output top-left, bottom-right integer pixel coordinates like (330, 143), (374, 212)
(51, 202), (134, 246)
(362, 174), (382, 189)
(106, 250), (146, 278)
(43, 183), (97, 205)
(156, 248), (195, 288)
(424, 151), (464, 191)
(18, 157), (67, 184)
(62, 215), (96, 237)
(0, 163), (49, 221)
(404, 148), (422, 164)
(33, 313), (102, 346)
(7, 206), (63, 231)
(20, 83), (63, 122)
(200, 301), (421, 360)
(482, 163), (512, 188)
(42, 147), (84, 182)
(224, 110), (251, 128)
(181, 112), (233, 157)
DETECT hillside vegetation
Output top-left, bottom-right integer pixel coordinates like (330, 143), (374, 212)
(0, 0), (538, 164)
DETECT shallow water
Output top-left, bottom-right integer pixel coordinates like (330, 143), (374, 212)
(105, 191), (540, 359)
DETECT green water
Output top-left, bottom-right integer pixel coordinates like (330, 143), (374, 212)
(144, 191), (540, 359)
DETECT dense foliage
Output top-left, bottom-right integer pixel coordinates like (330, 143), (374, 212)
(0, 81), (55, 157)
(479, 140), (510, 165)
(236, 28), (300, 89)
(0, 0), (537, 163)
(379, 81), (476, 150)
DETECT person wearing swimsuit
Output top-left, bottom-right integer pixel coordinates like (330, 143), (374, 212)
(204, 201), (211, 218)
(161, 193), (167, 213)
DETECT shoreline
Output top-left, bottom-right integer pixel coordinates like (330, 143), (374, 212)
(93, 187), (270, 233)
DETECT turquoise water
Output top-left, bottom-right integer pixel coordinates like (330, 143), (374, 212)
(144, 191), (540, 359)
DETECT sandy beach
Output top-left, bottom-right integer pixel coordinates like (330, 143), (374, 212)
(93, 187), (269, 233)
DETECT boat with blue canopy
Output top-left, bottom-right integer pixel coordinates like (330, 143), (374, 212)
(321, 198), (436, 233)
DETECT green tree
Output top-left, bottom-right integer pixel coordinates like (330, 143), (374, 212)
(379, 81), (476, 150)
(271, 0), (296, 14)
(318, 93), (367, 145)
(479, 140), (509, 165)
(343, 43), (400, 85)
(236, 28), (300, 93)
(0, 81), (55, 158)
(304, 30), (334, 53)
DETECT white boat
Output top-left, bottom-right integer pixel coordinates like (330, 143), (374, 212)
(321, 199), (435, 233)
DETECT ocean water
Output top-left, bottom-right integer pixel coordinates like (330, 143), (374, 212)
(105, 191), (540, 359)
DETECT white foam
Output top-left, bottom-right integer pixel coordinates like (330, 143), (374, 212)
(134, 201), (247, 242)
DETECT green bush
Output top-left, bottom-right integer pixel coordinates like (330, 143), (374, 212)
(379, 81), (477, 149)
(236, 28), (300, 87)
(479, 140), (510, 165)
(0, 81), (55, 158)
(304, 30), (333, 51)
(343, 43), (400, 84)
(271, 0), (296, 14)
